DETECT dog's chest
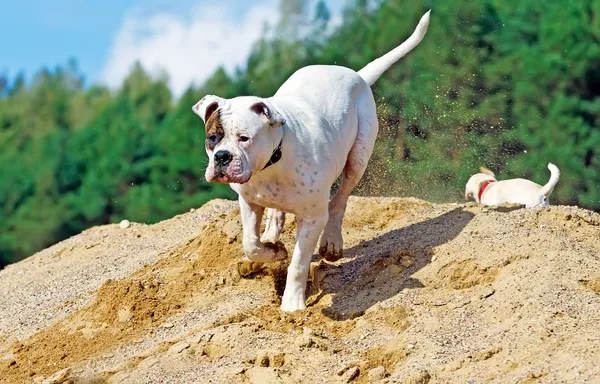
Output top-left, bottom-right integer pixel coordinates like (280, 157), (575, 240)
(237, 166), (325, 214)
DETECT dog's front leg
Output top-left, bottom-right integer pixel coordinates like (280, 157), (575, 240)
(239, 197), (288, 264)
(280, 215), (328, 312)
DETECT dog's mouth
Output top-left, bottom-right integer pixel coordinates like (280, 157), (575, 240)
(205, 154), (251, 185)
(209, 170), (251, 184)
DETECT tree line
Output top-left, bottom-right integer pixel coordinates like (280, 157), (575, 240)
(0, 0), (598, 266)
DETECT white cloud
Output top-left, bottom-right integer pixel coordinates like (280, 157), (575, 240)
(100, 3), (277, 98)
(100, 1), (347, 99)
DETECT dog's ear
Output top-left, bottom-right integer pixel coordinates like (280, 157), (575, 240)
(250, 102), (286, 128)
(192, 95), (225, 123)
(479, 166), (495, 177)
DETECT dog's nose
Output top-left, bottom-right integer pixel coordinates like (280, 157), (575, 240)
(214, 150), (233, 166)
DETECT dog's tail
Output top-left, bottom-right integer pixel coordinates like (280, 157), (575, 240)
(540, 163), (560, 198)
(357, 10), (431, 86)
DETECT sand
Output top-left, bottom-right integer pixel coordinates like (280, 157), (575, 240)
(1, 197), (600, 383)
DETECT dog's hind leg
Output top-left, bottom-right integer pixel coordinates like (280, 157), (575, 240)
(261, 208), (286, 243)
(319, 96), (379, 262)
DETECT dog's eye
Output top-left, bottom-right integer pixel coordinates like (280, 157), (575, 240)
(239, 135), (250, 143)
(207, 134), (218, 144)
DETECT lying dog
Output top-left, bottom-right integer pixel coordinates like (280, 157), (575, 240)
(465, 163), (560, 208)
(192, 11), (430, 312)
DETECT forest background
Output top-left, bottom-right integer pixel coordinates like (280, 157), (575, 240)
(1, 0), (598, 266)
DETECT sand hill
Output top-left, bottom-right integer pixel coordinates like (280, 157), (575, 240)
(1, 197), (600, 383)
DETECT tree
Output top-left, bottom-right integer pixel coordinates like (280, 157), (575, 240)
(1, 0), (599, 266)
(488, 0), (600, 207)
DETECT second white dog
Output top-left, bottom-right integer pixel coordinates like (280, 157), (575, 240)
(465, 163), (560, 208)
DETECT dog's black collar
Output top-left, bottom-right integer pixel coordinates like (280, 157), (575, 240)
(262, 139), (283, 170)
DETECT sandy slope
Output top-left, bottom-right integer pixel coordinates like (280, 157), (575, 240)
(1, 197), (600, 384)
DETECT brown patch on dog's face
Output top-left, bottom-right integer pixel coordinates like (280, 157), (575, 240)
(205, 109), (224, 151)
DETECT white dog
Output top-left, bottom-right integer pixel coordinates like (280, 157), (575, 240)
(192, 11), (430, 312)
(465, 163), (560, 208)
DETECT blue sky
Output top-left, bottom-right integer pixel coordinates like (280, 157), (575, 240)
(2, 0), (346, 95)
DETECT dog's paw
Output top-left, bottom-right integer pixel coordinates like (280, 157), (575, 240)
(264, 241), (288, 262)
(280, 294), (307, 312)
(244, 241), (288, 263)
(318, 240), (343, 262)
(237, 259), (264, 277)
(319, 221), (343, 262)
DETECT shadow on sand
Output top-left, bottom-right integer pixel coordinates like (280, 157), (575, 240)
(309, 207), (475, 320)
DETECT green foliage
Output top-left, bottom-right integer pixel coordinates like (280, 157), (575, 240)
(0, 65), (236, 266)
(0, 0), (598, 266)
(487, 0), (600, 207)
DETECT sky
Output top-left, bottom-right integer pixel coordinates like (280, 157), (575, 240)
(1, 0), (346, 97)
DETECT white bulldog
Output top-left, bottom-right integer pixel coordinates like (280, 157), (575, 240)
(465, 163), (560, 208)
(192, 11), (431, 312)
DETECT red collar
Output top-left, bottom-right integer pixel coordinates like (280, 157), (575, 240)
(478, 180), (495, 201)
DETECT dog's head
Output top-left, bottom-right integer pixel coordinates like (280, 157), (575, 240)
(192, 95), (286, 184)
(465, 167), (496, 202)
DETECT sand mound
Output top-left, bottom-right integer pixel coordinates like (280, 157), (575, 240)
(1, 197), (599, 383)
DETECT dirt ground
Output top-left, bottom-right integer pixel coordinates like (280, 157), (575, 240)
(1, 196), (600, 384)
